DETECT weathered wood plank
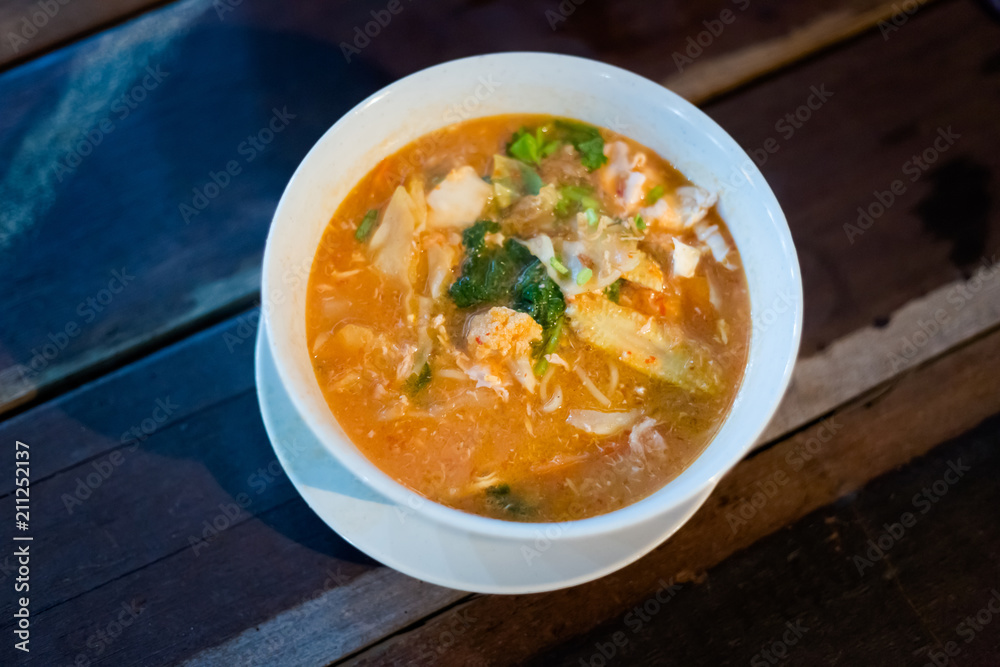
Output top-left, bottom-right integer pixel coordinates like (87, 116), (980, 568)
(1, 0), (991, 415)
(528, 416), (1000, 666)
(0, 0), (164, 69)
(760, 257), (1000, 443)
(663, 0), (940, 104)
(344, 299), (1000, 667)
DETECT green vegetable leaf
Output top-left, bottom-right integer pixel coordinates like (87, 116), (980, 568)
(404, 362), (432, 395)
(508, 128), (541, 165)
(354, 209), (379, 242)
(646, 185), (665, 205)
(449, 225), (566, 337)
(555, 185), (597, 217)
(555, 120), (608, 171)
(604, 278), (623, 304)
(635, 215), (647, 231)
(507, 126), (562, 167)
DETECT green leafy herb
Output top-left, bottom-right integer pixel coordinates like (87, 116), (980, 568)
(532, 316), (564, 376)
(449, 223), (566, 336)
(484, 482), (532, 516)
(635, 215), (647, 231)
(646, 185), (665, 205)
(555, 184), (603, 217)
(354, 209), (379, 242)
(604, 278), (623, 304)
(403, 362), (432, 395)
(507, 126), (562, 166)
(486, 482), (511, 497)
(555, 120), (608, 171)
(576, 267), (593, 285)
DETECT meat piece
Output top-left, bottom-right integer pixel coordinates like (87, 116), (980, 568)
(466, 306), (542, 361)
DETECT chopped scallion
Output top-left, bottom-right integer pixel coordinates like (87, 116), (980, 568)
(354, 209), (379, 242)
(576, 268), (593, 285)
(585, 208), (599, 226)
(635, 215), (647, 231)
(550, 257), (570, 276)
(646, 185), (665, 205)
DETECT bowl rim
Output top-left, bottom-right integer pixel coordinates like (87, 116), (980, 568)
(262, 51), (803, 542)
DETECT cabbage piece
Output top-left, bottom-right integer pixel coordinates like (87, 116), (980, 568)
(369, 186), (417, 287)
(566, 409), (642, 435)
(566, 293), (720, 393)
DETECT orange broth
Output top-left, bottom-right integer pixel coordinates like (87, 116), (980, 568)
(306, 114), (750, 522)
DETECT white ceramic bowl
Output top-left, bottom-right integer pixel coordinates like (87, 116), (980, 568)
(262, 53), (802, 548)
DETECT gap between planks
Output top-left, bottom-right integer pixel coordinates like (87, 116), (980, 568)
(662, 0), (941, 105)
(182, 261), (1000, 667)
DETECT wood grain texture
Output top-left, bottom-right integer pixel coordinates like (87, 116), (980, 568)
(0, 0), (164, 68)
(345, 311), (1000, 667)
(529, 416), (1000, 666)
(2, 0), (996, 414)
(662, 0), (940, 104)
(760, 258), (1000, 443)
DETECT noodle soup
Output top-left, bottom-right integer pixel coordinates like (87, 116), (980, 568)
(306, 115), (750, 522)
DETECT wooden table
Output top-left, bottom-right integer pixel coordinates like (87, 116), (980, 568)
(2, 0), (999, 664)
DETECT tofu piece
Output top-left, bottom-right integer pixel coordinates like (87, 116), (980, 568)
(466, 307), (543, 361)
(426, 166), (492, 228)
(672, 239), (701, 278)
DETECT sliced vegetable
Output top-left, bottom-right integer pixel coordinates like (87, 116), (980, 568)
(576, 267), (593, 285)
(566, 293), (720, 393)
(555, 120), (608, 171)
(403, 362), (432, 395)
(369, 186), (417, 288)
(354, 209), (379, 242)
(646, 184), (665, 205)
(604, 278), (623, 303)
(550, 256), (570, 275)
(635, 215), (647, 231)
(585, 208), (599, 227)
(554, 184), (601, 217)
(507, 126), (561, 166)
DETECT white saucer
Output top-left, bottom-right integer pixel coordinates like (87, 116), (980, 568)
(255, 324), (715, 594)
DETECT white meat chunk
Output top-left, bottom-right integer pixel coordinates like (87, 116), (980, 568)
(426, 166), (492, 228)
